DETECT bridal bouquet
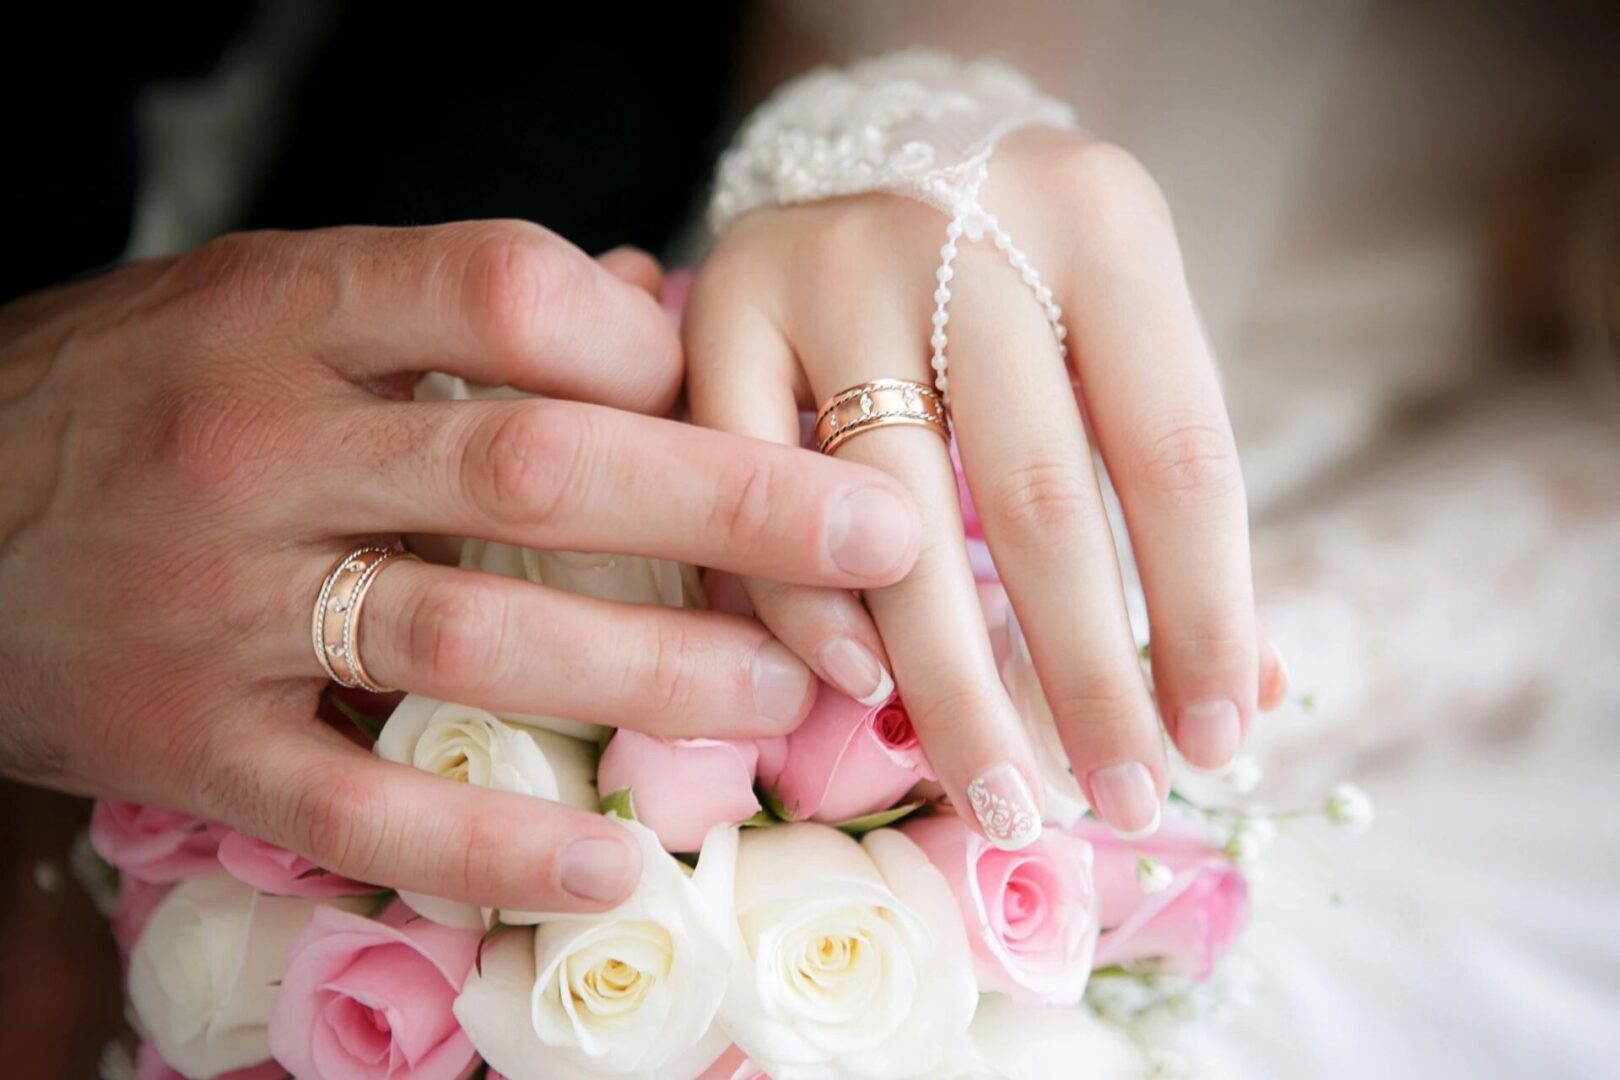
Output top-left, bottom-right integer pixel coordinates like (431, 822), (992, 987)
(85, 447), (1371, 1080)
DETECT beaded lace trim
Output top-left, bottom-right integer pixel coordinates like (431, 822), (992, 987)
(709, 50), (1079, 405)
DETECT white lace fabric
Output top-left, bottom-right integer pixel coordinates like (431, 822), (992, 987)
(709, 50), (1081, 405)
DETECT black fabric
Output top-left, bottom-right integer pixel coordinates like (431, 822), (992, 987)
(1, 2), (743, 305)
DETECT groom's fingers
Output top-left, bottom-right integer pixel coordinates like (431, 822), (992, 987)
(321, 397), (922, 590)
(235, 726), (642, 911)
(350, 560), (818, 735)
(178, 221), (683, 414)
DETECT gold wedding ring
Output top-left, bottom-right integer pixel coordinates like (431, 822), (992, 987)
(814, 379), (949, 456)
(311, 544), (419, 693)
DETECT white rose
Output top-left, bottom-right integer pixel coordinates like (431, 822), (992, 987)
(454, 820), (733, 1080)
(376, 694), (600, 928)
(959, 993), (1146, 1080)
(1000, 609), (1089, 827)
(127, 875), (367, 1079)
(700, 823), (977, 1080)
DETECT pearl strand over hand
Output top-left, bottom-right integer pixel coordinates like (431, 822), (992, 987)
(928, 213), (1068, 407)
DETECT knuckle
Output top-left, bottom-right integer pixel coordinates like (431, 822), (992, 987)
(294, 766), (389, 881)
(643, 617), (706, 716)
(708, 455), (782, 553)
(406, 579), (503, 686)
(1135, 417), (1243, 503)
(1160, 616), (1253, 668)
(461, 222), (584, 358)
(1046, 674), (1152, 733)
(1062, 142), (1171, 223)
(464, 402), (594, 526)
(147, 385), (295, 496)
(990, 461), (1094, 547)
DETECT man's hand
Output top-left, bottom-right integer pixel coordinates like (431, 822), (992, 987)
(0, 221), (920, 910)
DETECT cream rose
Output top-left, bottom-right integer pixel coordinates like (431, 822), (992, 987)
(127, 875), (367, 1078)
(454, 820), (732, 1080)
(376, 695), (599, 928)
(701, 824), (977, 1080)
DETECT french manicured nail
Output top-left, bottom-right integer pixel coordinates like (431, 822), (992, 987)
(827, 486), (915, 578)
(817, 637), (893, 705)
(1086, 762), (1162, 839)
(966, 763), (1042, 850)
(1177, 699), (1242, 771)
(558, 837), (638, 902)
(1260, 641), (1291, 711)
(751, 640), (814, 727)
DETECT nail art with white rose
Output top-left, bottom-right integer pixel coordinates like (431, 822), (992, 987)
(965, 762), (1042, 850)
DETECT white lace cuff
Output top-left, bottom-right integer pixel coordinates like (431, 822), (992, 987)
(708, 50), (1079, 404)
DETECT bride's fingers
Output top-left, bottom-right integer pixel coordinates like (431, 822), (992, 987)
(684, 276), (896, 705)
(834, 419), (1045, 849)
(780, 253), (1044, 847)
(315, 558), (818, 735)
(222, 722), (642, 911)
(949, 247), (1168, 837)
(1053, 146), (1259, 771)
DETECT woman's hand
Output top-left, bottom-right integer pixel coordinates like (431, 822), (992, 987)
(686, 129), (1286, 844)
(0, 221), (921, 909)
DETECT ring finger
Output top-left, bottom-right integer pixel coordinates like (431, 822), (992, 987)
(296, 552), (818, 736)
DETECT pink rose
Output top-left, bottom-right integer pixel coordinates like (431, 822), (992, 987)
(112, 877), (173, 959)
(268, 900), (481, 1080)
(217, 830), (376, 898)
(758, 686), (933, 824)
(90, 799), (222, 883)
(134, 1041), (285, 1080)
(1072, 816), (1249, 980)
(903, 814), (1099, 1004)
(597, 732), (763, 853)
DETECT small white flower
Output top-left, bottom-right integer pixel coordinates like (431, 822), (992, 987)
(1223, 816), (1278, 864)
(1325, 782), (1375, 835)
(1136, 857), (1173, 894)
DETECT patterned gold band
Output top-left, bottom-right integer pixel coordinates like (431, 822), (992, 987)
(814, 379), (950, 456)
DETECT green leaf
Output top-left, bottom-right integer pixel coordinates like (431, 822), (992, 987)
(834, 801), (923, 836)
(600, 788), (637, 822)
(758, 786), (795, 822)
(295, 866), (331, 880)
(738, 809), (776, 828)
(326, 693), (386, 741)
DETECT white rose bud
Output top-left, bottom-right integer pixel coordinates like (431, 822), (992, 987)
(376, 695), (599, 928)
(127, 875), (367, 1078)
(703, 823), (977, 1080)
(454, 820), (732, 1080)
(1326, 782), (1375, 835)
(1135, 856), (1174, 894)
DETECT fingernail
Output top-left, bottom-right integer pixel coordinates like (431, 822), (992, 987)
(558, 837), (638, 903)
(966, 763), (1042, 851)
(817, 637), (893, 705)
(1260, 641), (1291, 711)
(1086, 762), (1162, 839)
(1176, 699), (1242, 771)
(827, 486), (915, 578)
(751, 640), (814, 728)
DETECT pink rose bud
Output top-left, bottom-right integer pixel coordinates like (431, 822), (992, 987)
(89, 799), (223, 883)
(267, 900), (482, 1080)
(759, 686), (933, 824)
(597, 732), (762, 853)
(111, 878), (174, 960)
(903, 814), (1099, 1004)
(1071, 815), (1249, 980)
(134, 1042), (285, 1080)
(216, 830), (377, 898)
